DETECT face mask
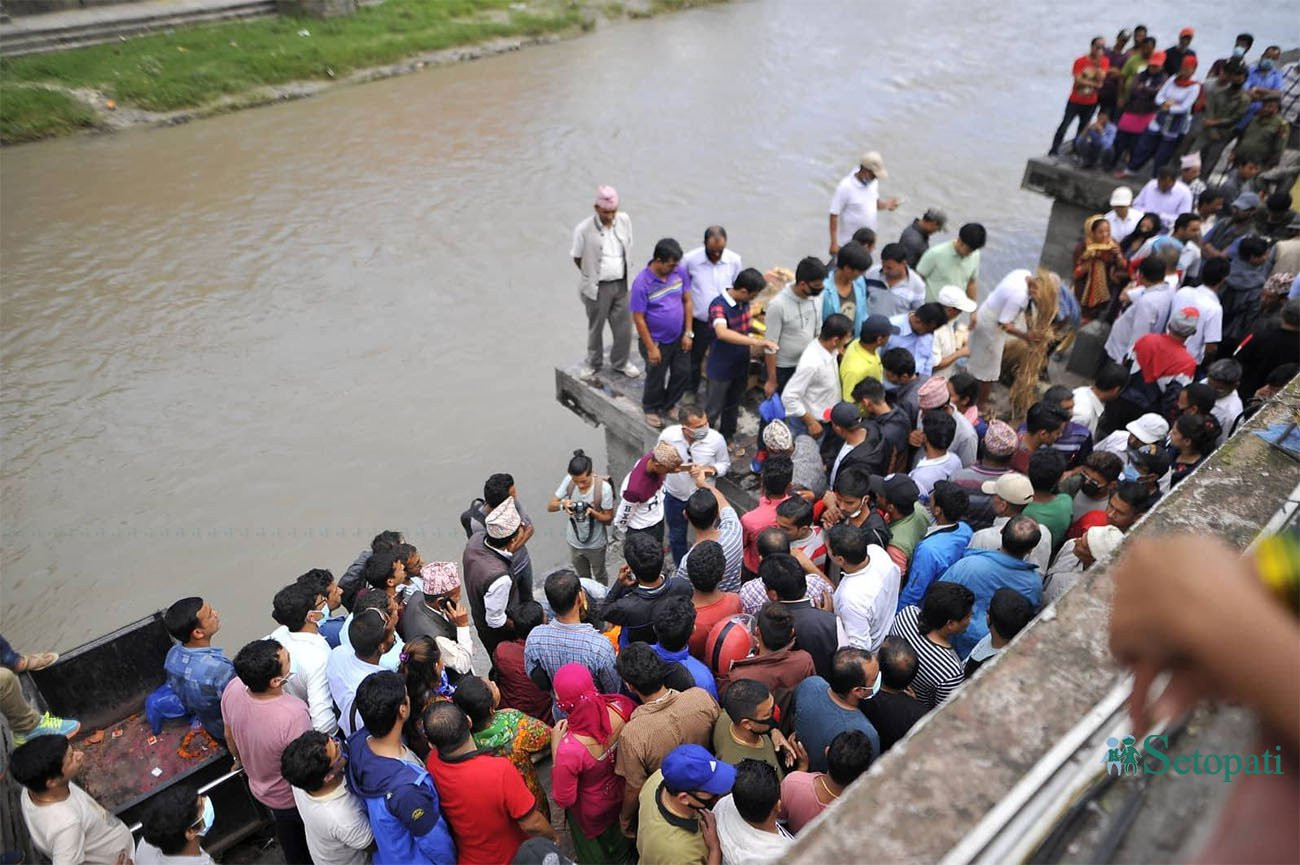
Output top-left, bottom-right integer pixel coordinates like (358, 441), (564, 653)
(808, 284), (825, 297)
(310, 604), (330, 625)
(1121, 464), (1140, 483)
(747, 716), (777, 734)
(193, 797), (215, 836)
(870, 670), (882, 698)
(1232, 46), (1246, 58)
(1080, 478), (1105, 498)
(1260, 58), (1274, 70)
(689, 427), (708, 442)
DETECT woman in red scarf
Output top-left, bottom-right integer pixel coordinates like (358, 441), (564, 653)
(1073, 214), (1128, 319)
(548, 663), (637, 864)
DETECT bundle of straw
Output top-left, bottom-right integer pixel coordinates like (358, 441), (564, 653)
(1009, 268), (1062, 420)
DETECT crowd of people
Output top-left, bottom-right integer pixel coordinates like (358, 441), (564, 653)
(3, 23), (1299, 865)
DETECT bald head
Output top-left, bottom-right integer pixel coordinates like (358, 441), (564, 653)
(757, 526), (791, 559)
(1001, 515), (1042, 559)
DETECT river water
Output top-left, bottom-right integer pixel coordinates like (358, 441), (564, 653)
(2, 0), (1297, 651)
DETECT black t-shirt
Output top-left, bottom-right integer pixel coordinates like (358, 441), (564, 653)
(1237, 324), (1299, 398)
(862, 690), (929, 754)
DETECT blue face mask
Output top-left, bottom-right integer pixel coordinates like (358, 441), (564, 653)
(1232, 46), (1246, 58)
(193, 797), (215, 836)
(1260, 58), (1274, 70)
(1122, 464), (1140, 483)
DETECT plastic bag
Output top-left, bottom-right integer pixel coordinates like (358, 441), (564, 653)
(145, 683), (192, 735)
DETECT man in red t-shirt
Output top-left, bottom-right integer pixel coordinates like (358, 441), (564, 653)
(1051, 36), (1111, 155)
(424, 702), (556, 865)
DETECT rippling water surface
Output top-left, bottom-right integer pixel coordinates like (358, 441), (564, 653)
(2, 0), (1296, 649)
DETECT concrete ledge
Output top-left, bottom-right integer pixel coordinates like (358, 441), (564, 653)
(784, 379), (1300, 864)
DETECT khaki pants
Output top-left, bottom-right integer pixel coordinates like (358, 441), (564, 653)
(0, 668), (39, 734)
(570, 545), (609, 585)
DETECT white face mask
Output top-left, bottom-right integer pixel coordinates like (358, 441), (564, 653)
(869, 670), (882, 698)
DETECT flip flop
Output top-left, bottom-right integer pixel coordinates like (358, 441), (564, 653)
(17, 652), (58, 672)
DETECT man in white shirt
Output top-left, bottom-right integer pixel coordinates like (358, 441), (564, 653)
(571, 185), (639, 378)
(135, 786), (218, 865)
(659, 406), (731, 566)
(1132, 166), (1194, 231)
(682, 226), (743, 397)
(828, 151), (900, 256)
(326, 610), (393, 737)
(13, 735), (135, 865)
(782, 314), (854, 440)
(1173, 276), (1223, 366)
(828, 523), (900, 652)
(1204, 359), (1245, 446)
(714, 760), (795, 865)
(1103, 186), (1144, 243)
(267, 583), (338, 735)
(283, 731), (375, 865)
(1104, 258), (1174, 363)
(1070, 362), (1128, 435)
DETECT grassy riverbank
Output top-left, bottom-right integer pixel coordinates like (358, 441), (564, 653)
(0, 0), (719, 144)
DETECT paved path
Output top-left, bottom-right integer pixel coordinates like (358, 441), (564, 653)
(1, 0), (275, 56)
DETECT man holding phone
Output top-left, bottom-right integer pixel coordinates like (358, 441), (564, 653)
(397, 562), (476, 676)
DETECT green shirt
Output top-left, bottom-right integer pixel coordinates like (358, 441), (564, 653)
(1023, 494), (1074, 551)
(889, 508), (930, 561)
(1234, 113), (1289, 167)
(915, 241), (980, 304)
(711, 715), (784, 777)
(636, 771), (709, 865)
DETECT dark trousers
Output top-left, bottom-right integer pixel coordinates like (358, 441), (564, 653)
(625, 521), (665, 549)
(270, 806), (314, 865)
(1127, 130), (1162, 172)
(640, 337), (690, 414)
(704, 373), (748, 441)
(1051, 102), (1096, 154)
(775, 365), (797, 392)
(688, 318), (715, 394)
(582, 278), (631, 369)
(664, 494), (690, 566)
(1111, 128), (1141, 168)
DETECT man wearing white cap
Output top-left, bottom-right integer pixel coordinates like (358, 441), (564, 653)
(1179, 152), (1206, 207)
(1044, 524), (1124, 605)
(828, 151), (900, 257)
(572, 185), (640, 379)
(1093, 413), (1170, 473)
(930, 285), (977, 379)
(966, 474), (1053, 573)
(463, 497), (525, 658)
(1103, 186), (1144, 244)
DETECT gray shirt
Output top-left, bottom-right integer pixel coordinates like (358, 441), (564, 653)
(765, 286), (822, 369)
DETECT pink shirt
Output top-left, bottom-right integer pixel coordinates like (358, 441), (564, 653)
(779, 771), (829, 834)
(550, 698), (637, 840)
(220, 680), (312, 810)
(741, 495), (789, 574)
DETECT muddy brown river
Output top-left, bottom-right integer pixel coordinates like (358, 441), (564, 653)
(3, 0), (1296, 650)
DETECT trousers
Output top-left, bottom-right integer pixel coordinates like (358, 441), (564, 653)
(582, 278), (632, 369)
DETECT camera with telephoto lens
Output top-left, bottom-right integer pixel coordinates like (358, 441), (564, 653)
(569, 500), (591, 517)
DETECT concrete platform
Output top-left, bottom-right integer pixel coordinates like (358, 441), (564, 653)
(0, 0), (275, 56)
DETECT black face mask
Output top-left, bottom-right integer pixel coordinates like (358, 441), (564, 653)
(746, 716), (777, 734)
(1081, 478), (1105, 498)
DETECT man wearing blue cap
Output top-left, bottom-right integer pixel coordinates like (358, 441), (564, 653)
(636, 744), (734, 865)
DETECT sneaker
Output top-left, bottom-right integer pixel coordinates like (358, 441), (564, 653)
(617, 362), (643, 378)
(644, 412), (663, 429)
(577, 363), (599, 380)
(12, 712), (80, 746)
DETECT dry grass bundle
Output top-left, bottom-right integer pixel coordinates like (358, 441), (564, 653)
(1009, 268), (1062, 420)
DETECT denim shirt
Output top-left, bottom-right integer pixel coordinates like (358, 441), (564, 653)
(164, 644), (235, 740)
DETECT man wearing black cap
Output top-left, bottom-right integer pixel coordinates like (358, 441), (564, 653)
(824, 402), (890, 484)
(874, 474), (928, 563)
(898, 210), (947, 269)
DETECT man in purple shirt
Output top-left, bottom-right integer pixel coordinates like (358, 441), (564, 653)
(631, 238), (693, 428)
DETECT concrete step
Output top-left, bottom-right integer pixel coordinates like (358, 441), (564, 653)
(1, 0), (276, 57)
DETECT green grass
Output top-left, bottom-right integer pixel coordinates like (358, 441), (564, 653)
(0, 0), (583, 116)
(0, 84), (98, 142)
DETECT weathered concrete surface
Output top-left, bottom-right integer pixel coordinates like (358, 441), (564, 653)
(783, 380), (1300, 864)
(1021, 157), (1143, 277)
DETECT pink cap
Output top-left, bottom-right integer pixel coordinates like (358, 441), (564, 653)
(595, 185), (619, 209)
(918, 377), (950, 410)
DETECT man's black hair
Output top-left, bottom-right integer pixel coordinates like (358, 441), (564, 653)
(756, 527), (791, 559)
(685, 488), (719, 530)
(827, 522), (869, 565)
(704, 225), (728, 242)
(881, 347), (916, 377)
(836, 242), (872, 272)
(685, 540), (726, 592)
(296, 568), (336, 600)
(851, 227), (877, 247)
(733, 759), (781, 824)
(348, 608), (388, 659)
(827, 730), (874, 786)
(756, 602), (795, 650)
(1001, 515), (1043, 558)
(272, 582), (318, 633)
(795, 256), (828, 285)
(820, 313), (854, 341)
(922, 409), (957, 450)
(1026, 401), (1069, 435)
(915, 302), (949, 329)
(734, 268), (766, 294)
(1238, 236), (1270, 261)
(761, 454), (794, 497)
(723, 678), (771, 724)
(759, 553), (806, 602)
(917, 583), (975, 635)
(828, 647), (873, 695)
(1156, 164), (1179, 181)
(483, 473), (514, 509)
(623, 532), (665, 583)
(852, 377), (887, 405)
(834, 466), (872, 499)
(544, 568), (582, 614)
(9, 735), (69, 792)
(140, 784), (203, 855)
(423, 701), (471, 752)
(1084, 450), (1124, 481)
(653, 596), (697, 653)
(1027, 447), (1067, 493)
(617, 642), (666, 695)
(958, 223), (987, 250)
(451, 675), (493, 729)
(1114, 480), (1155, 512)
(233, 639), (282, 693)
(988, 588), (1035, 642)
(1138, 256), (1167, 283)
(508, 600), (545, 640)
(281, 731), (332, 793)
(355, 670), (406, 737)
(930, 481), (968, 522)
(164, 597), (205, 644)
(1180, 382), (1218, 414)
(1095, 362), (1129, 392)
(879, 242), (908, 263)
(371, 530), (403, 553)
(877, 635), (918, 690)
(363, 546), (403, 591)
(775, 494), (813, 527)
(653, 238), (684, 263)
(1173, 212), (1200, 232)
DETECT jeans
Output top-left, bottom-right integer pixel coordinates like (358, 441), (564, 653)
(640, 337), (690, 414)
(1051, 102), (1097, 154)
(1074, 136), (1111, 169)
(0, 634), (20, 671)
(688, 318), (715, 394)
(775, 366), (796, 392)
(704, 373), (748, 441)
(1111, 128), (1141, 168)
(664, 493), (690, 566)
(582, 278), (631, 369)
(1127, 130), (1161, 172)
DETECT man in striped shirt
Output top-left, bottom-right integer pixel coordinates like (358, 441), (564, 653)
(889, 582), (974, 709)
(674, 471), (745, 592)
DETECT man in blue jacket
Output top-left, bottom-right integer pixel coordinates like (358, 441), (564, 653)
(899, 482), (974, 611)
(346, 671), (456, 865)
(938, 515), (1042, 657)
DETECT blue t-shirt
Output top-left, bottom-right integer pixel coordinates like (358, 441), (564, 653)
(791, 676), (882, 772)
(630, 264), (691, 344)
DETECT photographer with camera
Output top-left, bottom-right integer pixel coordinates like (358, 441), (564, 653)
(547, 449), (615, 585)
